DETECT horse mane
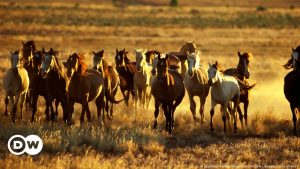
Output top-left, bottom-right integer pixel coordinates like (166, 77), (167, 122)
(241, 52), (253, 60)
(283, 46), (300, 69)
(75, 53), (87, 75)
(53, 55), (66, 79)
(212, 62), (224, 72)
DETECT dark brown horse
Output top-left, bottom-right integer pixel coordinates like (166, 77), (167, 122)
(21, 40), (37, 110)
(40, 48), (68, 125)
(93, 50), (122, 119)
(224, 51), (256, 127)
(30, 50), (51, 122)
(66, 53), (105, 125)
(151, 53), (185, 134)
(284, 46), (300, 134)
(115, 48), (136, 105)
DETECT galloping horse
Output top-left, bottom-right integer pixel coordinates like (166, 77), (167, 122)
(3, 50), (30, 123)
(40, 48), (68, 124)
(224, 51), (256, 127)
(134, 49), (153, 109)
(208, 62), (240, 133)
(67, 53), (106, 125)
(93, 50), (122, 119)
(284, 46), (300, 133)
(184, 51), (210, 124)
(168, 42), (197, 77)
(151, 51), (182, 76)
(115, 48), (136, 105)
(151, 53), (185, 134)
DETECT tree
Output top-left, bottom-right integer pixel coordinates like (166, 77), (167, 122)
(170, 0), (178, 6)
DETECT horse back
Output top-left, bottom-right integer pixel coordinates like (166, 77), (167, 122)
(224, 68), (237, 76)
(85, 69), (104, 101)
(284, 71), (300, 105)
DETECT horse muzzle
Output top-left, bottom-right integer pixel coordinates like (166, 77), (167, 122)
(151, 69), (156, 76)
(40, 70), (47, 78)
(245, 72), (250, 79)
(208, 79), (215, 86)
(188, 70), (193, 77)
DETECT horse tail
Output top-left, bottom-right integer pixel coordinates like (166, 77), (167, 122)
(235, 77), (256, 91)
(105, 90), (124, 104)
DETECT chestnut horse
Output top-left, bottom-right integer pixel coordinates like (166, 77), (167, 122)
(3, 50), (30, 123)
(224, 51), (256, 127)
(67, 53), (105, 125)
(115, 48), (137, 105)
(93, 50), (122, 120)
(151, 53), (185, 134)
(284, 46), (300, 133)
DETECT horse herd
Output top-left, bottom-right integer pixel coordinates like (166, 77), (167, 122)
(2, 41), (299, 134)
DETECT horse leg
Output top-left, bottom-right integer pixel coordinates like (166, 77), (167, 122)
(12, 94), (21, 123)
(210, 101), (216, 131)
(4, 96), (9, 116)
(153, 98), (161, 129)
(86, 104), (92, 122)
(188, 92), (199, 123)
(55, 99), (59, 116)
(19, 93), (26, 120)
(237, 104), (244, 128)
(162, 103), (170, 133)
(31, 93), (38, 122)
(199, 96), (206, 124)
(10, 96), (16, 124)
(290, 105), (297, 133)
(221, 104), (227, 133)
(244, 99), (249, 126)
(134, 85), (138, 111)
(138, 89), (143, 108)
(49, 99), (55, 126)
(67, 99), (75, 125)
(60, 97), (68, 123)
(44, 95), (50, 121)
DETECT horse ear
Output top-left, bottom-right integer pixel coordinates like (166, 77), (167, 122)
(215, 61), (218, 65)
(292, 47), (295, 51)
(208, 62), (212, 67)
(101, 50), (104, 55)
(22, 41), (25, 46)
(165, 54), (169, 60)
(238, 51), (242, 57)
(123, 48), (126, 52)
(42, 47), (45, 53)
(92, 51), (96, 55)
(116, 48), (118, 53)
(9, 50), (13, 55)
(197, 51), (201, 56)
(50, 48), (53, 53)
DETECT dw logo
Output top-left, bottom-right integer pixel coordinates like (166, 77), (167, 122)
(8, 135), (43, 155)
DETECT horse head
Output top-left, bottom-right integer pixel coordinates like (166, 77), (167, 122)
(187, 51), (201, 77)
(22, 40), (36, 66)
(10, 50), (22, 69)
(135, 49), (147, 71)
(66, 53), (87, 78)
(40, 48), (59, 78)
(115, 48), (129, 69)
(92, 50), (104, 72)
(156, 53), (169, 81)
(180, 42), (196, 55)
(237, 51), (251, 79)
(208, 61), (222, 86)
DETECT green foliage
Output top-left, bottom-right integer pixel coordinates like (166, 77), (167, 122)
(170, 0), (178, 6)
(256, 5), (267, 12)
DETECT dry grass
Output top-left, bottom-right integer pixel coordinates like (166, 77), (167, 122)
(0, 1), (299, 168)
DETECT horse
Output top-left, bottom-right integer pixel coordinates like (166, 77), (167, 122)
(283, 46), (300, 133)
(40, 48), (68, 125)
(145, 50), (156, 64)
(93, 50), (122, 120)
(224, 51), (256, 127)
(167, 42), (197, 77)
(66, 53), (106, 125)
(21, 40), (37, 110)
(30, 50), (52, 122)
(151, 53), (185, 134)
(3, 50), (30, 123)
(134, 49), (153, 109)
(151, 51), (182, 76)
(184, 51), (210, 124)
(115, 48), (136, 105)
(208, 61), (240, 133)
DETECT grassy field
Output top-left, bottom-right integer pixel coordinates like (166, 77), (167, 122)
(0, 1), (300, 168)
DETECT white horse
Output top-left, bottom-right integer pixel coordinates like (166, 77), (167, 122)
(184, 51), (210, 124)
(133, 49), (153, 109)
(3, 50), (30, 123)
(208, 61), (240, 132)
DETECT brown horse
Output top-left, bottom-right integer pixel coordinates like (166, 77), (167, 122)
(151, 53), (185, 134)
(30, 50), (51, 122)
(168, 42), (197, 77)
(224, 51), (256, 127)
(115, 48), (137, 105)
(66, 53), (105, 125)
(93, 50), (122, 119)
(184, 51), (210, 124)
(21, 40), (37, 109)
(3, 50), (30, 123)
(284, 46), (300, 133)
(40, 48), (68, 124)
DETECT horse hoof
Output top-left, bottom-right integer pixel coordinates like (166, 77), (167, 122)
(210, 127), (214, 131)
(153, 122), (158, 129)
(4, 112), (10, 116)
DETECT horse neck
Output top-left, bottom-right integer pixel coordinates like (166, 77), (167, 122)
(212, 73), (225, 96)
